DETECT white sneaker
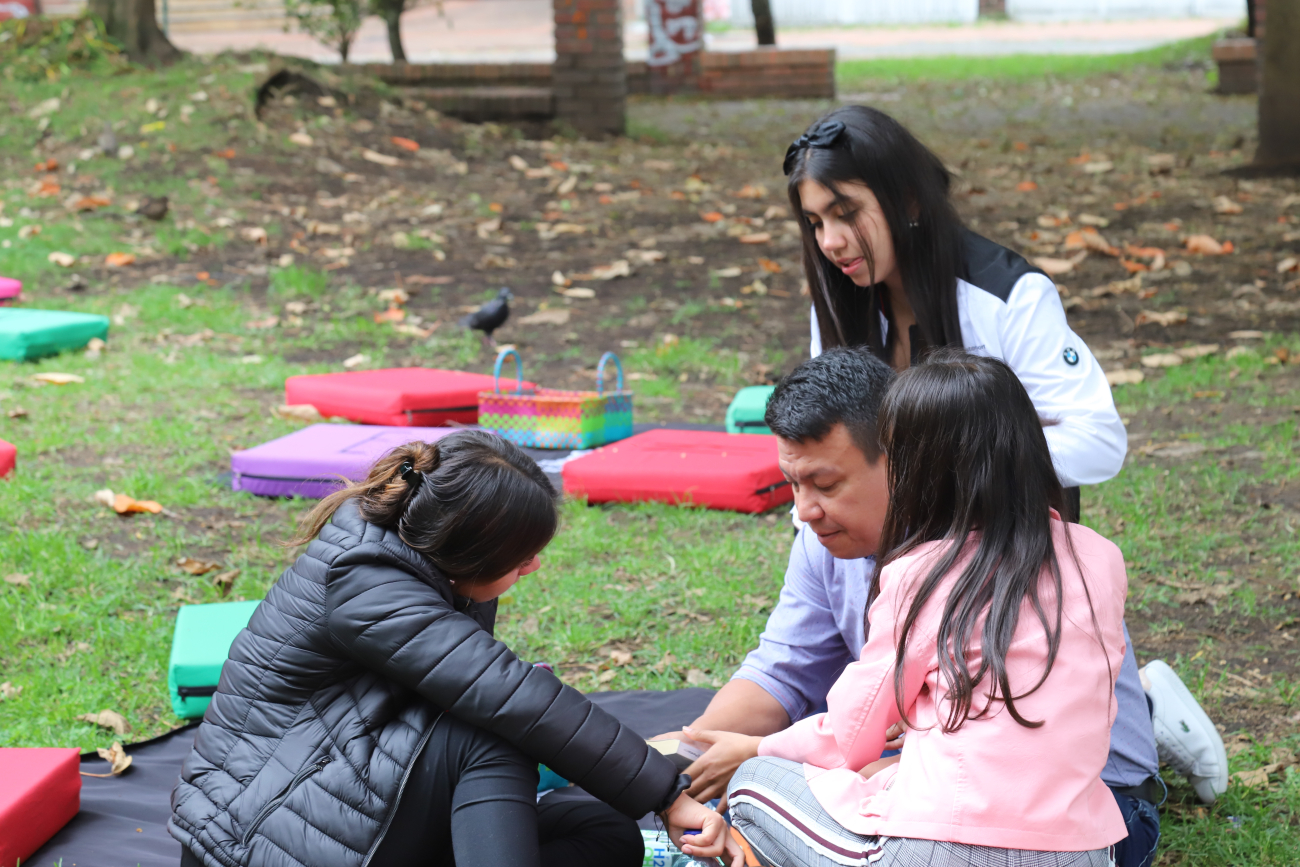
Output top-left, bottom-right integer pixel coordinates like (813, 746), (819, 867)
(1142, 660), (1228, 804)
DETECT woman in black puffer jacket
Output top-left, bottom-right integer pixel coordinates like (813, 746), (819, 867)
(169, 430), (737, 867)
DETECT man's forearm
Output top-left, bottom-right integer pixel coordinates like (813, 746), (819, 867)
(690, 678), (791, 737)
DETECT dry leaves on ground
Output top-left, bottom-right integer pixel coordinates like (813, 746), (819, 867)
(274, 404), (325, 423)
(212, 569), (240, 597)
(0, 682), (21, 700)
(32, 372), (84, 385)
(1134, 310), (1188, 327)
(94, 488), (163, 515)
(82, 742), (133, 777)
(1106, 369), (1146, 386)
(177, 557), (221, 575)
(105, 252), (136, 267)
(79, 709), (128, 735)
(519, 308), (572, 326)
(4, 573), (31, 587)
(47, 251), (76, 267)
(1185, 234), (1233, 255)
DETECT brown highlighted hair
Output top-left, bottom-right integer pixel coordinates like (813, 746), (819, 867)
(288, 430), (560, 585)
(871, 350), (1103, 733)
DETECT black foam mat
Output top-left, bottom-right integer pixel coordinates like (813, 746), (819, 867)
(32, 688), (716, 867)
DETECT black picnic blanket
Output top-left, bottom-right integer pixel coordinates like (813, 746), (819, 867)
(32, 688), (716, 867)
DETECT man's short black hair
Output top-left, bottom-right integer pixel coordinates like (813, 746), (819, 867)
(764, 347), (896, 462)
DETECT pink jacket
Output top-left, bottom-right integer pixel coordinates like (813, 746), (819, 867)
(758, 516), (1129, 851)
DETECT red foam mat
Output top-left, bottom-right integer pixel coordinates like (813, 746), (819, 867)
(285, 368), (534, 427)
(0, 748), (81, 867)
(562, 429), (792, 513)
(0, 439), (14, 478)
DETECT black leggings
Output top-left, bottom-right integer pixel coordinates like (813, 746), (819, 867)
(183, 714), (643, 867)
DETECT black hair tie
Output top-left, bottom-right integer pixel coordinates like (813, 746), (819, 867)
(399, 460), (423, 491)
(783, 119), (846, 176)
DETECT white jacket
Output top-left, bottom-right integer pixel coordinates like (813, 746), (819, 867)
(810, 239), (1127, 488)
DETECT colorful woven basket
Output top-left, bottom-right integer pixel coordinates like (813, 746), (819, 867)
(478, 349), (633, 450)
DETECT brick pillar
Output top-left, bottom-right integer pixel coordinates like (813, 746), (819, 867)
(554, 0), (626, 137)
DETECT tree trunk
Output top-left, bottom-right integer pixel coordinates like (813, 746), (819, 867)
(383, 7), (405, 62)
(371, 0), (406, 62)
(88, 0), (180, 64)
(751, 0), (775, 46)
(1246, 0), (1256, 38)
(1254, 0), (1300, 170)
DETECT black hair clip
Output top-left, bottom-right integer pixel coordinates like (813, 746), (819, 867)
(783, 119), (846, 176)
(400, 460), (423, 490)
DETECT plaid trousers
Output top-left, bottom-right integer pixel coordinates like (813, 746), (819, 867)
(728, 757), (1114, 867)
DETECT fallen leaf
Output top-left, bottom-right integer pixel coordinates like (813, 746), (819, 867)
(589, 259), (631, 280)
(1146, 153), (1176, 174)
(177, 557), (221, 575)
(609, 649), (633, 666)
(32, 371), (84, 385)
(82, 742), (133, 777)
(1078, 213), (1110, 227)
(561, 288), (596, 299)
(1177, 344), (1219, 360)
(700, 211), (724, 223)
(361, 149), (402, 167)
(1081, 160), (1114, 174)
(739, 232), (771, 245)
(508, 155), (529, 171)
(741, 279), (768, 296)
(212, 569), (240, 597)
(685, 668), (709, 686)
(1233, 763), (1285, 788)
(476, 217), (501, 239)
(71, 195), (112, 211)
(1278, 257), (1298, 274)
(734, 183), (768, 198)
(1106, 369), (1146, 386)
(374, 305), (406, 323)
(213, 148), (235, 159)
(1185, 235), (1230, 255)
(390, 136), (420, 152)
(712, 266), (743, 278)
(758, 258), (783, 273)
(1229, 330), (1265, 339)
(0, 682), (21, 699)
(1016, 180), (1039, 192)
(1120, 259), (1149, 273)
(598, 669), (617, 684)
(288, 131), (314, 147)
(93, 488), (116, 509)
(105, 252), (136, 267)
(113, 494), (163, 515)
(1212, 195), (1244, 215)
(1134, 309), (1188, 327)
(1141, 352), (1185, 368)
(4, 573), (30, 587)
(625, 249), (666, 265)
(519, 308), (572, 326)
(246, 316), (279, 329)
(343, 353), (370, 369)
(274, 404), (325, 423)
(240, 227), (268, 244)
(79, 709), (128, 735)
(47, 251), (76, 267)
(1034, 256), (1083, 276)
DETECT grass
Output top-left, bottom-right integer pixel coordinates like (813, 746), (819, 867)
(837, 33), (1223, 89)
(2, 46), (1299, 866)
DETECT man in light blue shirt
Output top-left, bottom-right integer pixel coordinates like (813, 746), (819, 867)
(668, 347), (1219, 867)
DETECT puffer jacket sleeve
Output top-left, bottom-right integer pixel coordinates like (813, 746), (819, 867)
(324, 542), (680, 819)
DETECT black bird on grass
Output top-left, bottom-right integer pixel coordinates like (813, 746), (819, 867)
(459, 287), (513, 348)
(136, 196), (169, 221)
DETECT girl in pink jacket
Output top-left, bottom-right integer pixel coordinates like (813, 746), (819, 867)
(727, 350), (1129, 867)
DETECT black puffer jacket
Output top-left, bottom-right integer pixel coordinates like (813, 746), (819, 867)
(170, 501), (679, 867)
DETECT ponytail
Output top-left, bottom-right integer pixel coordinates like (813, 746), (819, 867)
(286, 430), (559, 585)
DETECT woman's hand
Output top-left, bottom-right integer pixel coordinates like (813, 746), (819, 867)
(680, 727), (763, 802)
(661, 793), (745, 867)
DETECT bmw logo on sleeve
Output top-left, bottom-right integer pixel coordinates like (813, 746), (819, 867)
(1063, 347), (1079, 366)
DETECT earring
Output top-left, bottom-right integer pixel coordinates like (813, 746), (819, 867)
(908, 220), (920, 228)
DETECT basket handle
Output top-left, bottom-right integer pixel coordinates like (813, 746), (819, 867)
(493, 347), (524, 395)
(595, 352), (624, 397)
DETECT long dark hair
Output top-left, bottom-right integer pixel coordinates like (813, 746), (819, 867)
(870, 350), (1098, 733)
(786, 105), (966, 362)
(287, 430), (559, 584)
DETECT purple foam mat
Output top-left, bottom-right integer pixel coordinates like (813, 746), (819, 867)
(32, 688), (715, 866)
(231, 424), (458, 498)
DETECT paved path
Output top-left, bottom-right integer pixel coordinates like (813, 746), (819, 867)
(171, 0), (1235, 65)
